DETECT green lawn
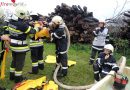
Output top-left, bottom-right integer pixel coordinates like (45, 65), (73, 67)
(0, 43), (130, 90)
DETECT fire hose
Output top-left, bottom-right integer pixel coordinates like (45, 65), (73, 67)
(64, 25), (70, 52)
(53, 64), (94, 90)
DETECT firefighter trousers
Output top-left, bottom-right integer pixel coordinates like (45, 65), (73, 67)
(30, 46), (44, 74)
(93, 63), (106, 81)
(89, 47), (103, 64)
(56, 53), (68, 76)
(10, 51), (26, 83)
(0, 51), (4, 65)
(0, 41), (4, 65)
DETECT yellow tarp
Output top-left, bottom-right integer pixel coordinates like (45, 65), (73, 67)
(16, 76), (46, 90)
(45, 55), (76, 67)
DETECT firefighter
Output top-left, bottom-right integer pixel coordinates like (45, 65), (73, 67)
(49, 16), (70, 77)
(28, 12), (44, 74)
(0, 7), (10, 66)
(5, 6), (38, 83)
(93, 44), (119, 82)
(89, 20), (109, 65)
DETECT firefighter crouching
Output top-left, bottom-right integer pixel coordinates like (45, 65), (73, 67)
(5, 6), (39, 83)
(28, 13), (45, 74)
(93, 44), (119, 82)
(49, 16), (70, 77)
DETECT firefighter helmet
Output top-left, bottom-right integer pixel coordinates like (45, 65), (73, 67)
(104, 44), (114, 53)
(98, 19), (105, 25)
(0, 7), (4, 18)
(30, 12), (39, 21)
(51, 16), (63, 25)
(99, 19), (105, 23)
(15, 6), (28, 19)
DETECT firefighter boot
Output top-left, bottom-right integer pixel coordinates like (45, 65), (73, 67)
(89, 60), (94, 65)
(56, 66), (65, 77)
(10, 72), (15, 81)
(38, 63), (44, 70)
(15, 76), (27, 83)
(62, 69), (67, 76)
(28, 66), (39, 74)
(57, 69), (67, 77)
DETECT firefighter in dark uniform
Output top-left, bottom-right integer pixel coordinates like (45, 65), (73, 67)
(89, 20), (109, 65)
(5, 6), (38, 83)
(93, 44), (119, 82)
(0, 7), (10, 69)
(49, 16), (70, 76)
(28, 13), (44, 74)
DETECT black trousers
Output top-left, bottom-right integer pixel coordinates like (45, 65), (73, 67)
(90, 47), (103, 61)
(10, 51), (27, 83)
(0, 51), (4, 65)
(30, 46), (43, 64)
(11, 51), (26, 72)
(56, 53), (68, 75)
(30, 46), (44, 73)
(0, 41), (4, 65)
(56, 53), (67, 67)
(93, 63), (107, 81)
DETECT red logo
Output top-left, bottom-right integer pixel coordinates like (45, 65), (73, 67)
(11, 0), (16, 3)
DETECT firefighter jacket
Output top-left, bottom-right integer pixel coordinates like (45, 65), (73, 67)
(96, 52), (119, 75)
(92, 27), (109, 50)
(5, 18), (37, 52)
(51, 24), (67, 54)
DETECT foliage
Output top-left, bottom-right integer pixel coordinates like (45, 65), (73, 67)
(110, 37), (129, 55)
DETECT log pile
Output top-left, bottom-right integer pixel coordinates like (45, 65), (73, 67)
(48, 3), (99, 43)
(107, 10), (130, 47)
(123, 10), (130, 43)
(123, 11), (130, 25)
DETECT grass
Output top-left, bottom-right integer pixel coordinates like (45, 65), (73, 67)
(0, 43), (130, 90)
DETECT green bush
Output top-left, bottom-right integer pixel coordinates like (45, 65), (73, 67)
(112, 38), (129, 55)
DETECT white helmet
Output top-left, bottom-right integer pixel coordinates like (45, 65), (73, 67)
(0, 7), (4, 18)
(15, 6), (28, 19)
(51, 16), (63, 25)
(104, 44), (114, 53)
(99, 18), (106, 23)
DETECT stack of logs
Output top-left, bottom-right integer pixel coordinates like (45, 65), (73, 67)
(47, 3), (99, 43)
(123, 11), (130, 25)
(124, 11), (130, 40)
(123, 10), (130, 43)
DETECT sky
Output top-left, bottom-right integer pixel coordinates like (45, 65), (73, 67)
(1, 0), (130, 21)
